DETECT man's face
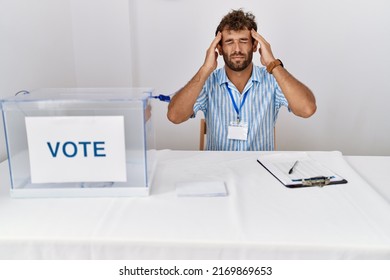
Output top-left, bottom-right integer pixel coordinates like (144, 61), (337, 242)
(219, 29), (256, 72)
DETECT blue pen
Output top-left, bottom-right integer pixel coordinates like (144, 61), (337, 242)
(151, 94), (171, 102)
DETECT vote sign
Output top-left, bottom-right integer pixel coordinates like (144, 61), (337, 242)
(25, 116), (127, 183)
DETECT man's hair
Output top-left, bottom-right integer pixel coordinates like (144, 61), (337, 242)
(215, 9), (257, 36)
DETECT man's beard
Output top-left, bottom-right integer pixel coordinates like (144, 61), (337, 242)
(223, 51), (253, 72)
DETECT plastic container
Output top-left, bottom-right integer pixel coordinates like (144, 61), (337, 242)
(0, 88), (156, 197)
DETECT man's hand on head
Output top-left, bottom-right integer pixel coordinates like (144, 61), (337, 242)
(251, 29), (276, 66)
(202, 31), (222, 73)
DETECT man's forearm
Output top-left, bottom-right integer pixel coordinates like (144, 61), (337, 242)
(272, 66), (316, 118)
(167, 66), (213, 124)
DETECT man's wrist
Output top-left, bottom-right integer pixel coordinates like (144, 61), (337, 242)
(200, 64), (215, 75)
(266, 59), (284, 74)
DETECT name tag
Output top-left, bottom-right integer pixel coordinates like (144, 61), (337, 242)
(227, 121), (248, 141)
(25, 116), (127, 183)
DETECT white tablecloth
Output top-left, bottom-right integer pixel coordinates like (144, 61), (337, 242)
(1, 150), (390, 259)
(345, 156), (390, 204)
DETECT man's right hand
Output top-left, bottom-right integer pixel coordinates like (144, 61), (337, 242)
(202, 32), (222, 73)
(167, 32), (222, 124)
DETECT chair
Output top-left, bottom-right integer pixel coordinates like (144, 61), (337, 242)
(199, 118), (207, 150)
(199, 118), (276, 150)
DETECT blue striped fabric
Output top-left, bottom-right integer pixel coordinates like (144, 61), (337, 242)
(193, 65), (288, 151)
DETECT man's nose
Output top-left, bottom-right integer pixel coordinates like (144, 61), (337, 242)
(233, 41), (241, 52)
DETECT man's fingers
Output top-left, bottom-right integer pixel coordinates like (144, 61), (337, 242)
(210, 31), (222, 49)
(251, 29), (267, 44)
(251, 29), (275, 66)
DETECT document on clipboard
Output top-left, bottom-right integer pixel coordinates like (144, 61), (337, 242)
(257, 153), (348, 188)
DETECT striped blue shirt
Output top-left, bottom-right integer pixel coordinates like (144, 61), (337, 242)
(193, 65), (288, 151)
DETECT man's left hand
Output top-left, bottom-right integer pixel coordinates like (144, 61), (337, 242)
(251, 29), (276, 66)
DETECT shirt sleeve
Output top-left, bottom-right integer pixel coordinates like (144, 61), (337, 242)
(274, 78), (289, 110)
(192, 75), (211, 118)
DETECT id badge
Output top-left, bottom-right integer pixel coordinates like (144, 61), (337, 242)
(228, 121), (248, 141)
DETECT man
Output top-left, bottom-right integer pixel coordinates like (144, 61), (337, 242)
(167, 9), (316, 151)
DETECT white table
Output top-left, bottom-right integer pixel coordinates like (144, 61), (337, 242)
(345, 156), (390, 204)
(0, 150), (390, 260)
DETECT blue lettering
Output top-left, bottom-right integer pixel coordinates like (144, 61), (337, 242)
(94, 141), (106, 157)
(47, 142), (60, 157)
(62, 141), (77, 157)
(47, 141), (107, 158)
(78, 141), (92, 157)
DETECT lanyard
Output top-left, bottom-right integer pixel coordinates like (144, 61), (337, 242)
(225, 83), (249, 122)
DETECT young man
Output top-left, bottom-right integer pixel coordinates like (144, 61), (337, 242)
(167, 9), (316, 151)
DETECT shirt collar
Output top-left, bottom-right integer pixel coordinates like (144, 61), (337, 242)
(218, 64), (260, 86)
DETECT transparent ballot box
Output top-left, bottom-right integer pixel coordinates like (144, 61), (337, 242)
(0, 88), (156, 197)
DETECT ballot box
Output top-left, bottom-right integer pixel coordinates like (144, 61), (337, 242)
(0, 88), (156, 197)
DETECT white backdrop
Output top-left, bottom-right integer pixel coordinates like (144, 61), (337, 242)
(1, 0), (390, 160)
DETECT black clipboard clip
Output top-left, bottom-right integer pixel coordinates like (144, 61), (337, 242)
(301, 176), (331, 187)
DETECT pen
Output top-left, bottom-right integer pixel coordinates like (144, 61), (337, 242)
(288, 160), (298, 174)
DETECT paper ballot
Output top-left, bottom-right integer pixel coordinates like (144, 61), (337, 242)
(176, 181), (228, 197)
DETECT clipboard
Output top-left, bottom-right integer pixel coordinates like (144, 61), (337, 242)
(257, 153), (348, 188)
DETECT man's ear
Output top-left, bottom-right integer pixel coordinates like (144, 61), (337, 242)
(217, 44), (222, 56)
